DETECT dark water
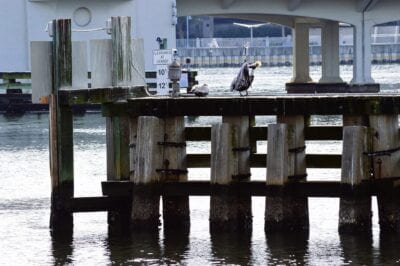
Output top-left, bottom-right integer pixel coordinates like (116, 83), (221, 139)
(1, 65), (400, 265)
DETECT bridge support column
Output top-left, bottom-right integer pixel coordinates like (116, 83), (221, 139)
(319, 21), (343, 84)
(291, 23), (312, 83)
(351, 22), (374, 85)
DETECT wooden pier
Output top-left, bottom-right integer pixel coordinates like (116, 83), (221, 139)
(45, 18), (400, 236)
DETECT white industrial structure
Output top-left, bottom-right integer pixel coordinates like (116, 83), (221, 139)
(0, 0), (176, 72)
(1, 0), (400, 86)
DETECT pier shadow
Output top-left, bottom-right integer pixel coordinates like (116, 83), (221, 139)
(106, 230), (162, 264)
(265, 231), (309, 265)
(50, 228), (73, 265)
(339, 231), (373, 265)
(378, 231), (400, 264)
(163, 227), (190, 264)
(210, 231), (252, 265)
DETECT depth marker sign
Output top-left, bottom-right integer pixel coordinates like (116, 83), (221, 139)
(153, 49), (173, 95)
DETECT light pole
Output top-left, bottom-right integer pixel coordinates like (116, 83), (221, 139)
(233, 22), (267, 47)
(186, 16), (191, 48)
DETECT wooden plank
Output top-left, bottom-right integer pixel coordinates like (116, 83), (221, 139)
(101, 180), (372, 198)
(266, 124), (289, 185)
(162, 117), (190, 230)
(67, 196), (129, 212)
(114, 95), (400, 117)
(186, 154), (341, 168)
(211, 123), (238, 184)
(49, 19), (73, 232)
(111, 16), (132, 86)
(339, 126), (372, 233)
(185, 126), (342, 141)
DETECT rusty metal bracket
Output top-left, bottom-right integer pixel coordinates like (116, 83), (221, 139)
(364, 146), (400, 157)
(289, 146), (306, 153)
(156, 169), (188, 175)
(157, 141), (186, 147)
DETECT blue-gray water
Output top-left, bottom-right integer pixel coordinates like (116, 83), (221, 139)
(1, 65), (400, 265)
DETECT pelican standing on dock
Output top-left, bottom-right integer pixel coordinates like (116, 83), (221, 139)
(230, 61), (262, 96)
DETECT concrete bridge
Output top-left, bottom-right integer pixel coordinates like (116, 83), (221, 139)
(177, 0), (400, 86)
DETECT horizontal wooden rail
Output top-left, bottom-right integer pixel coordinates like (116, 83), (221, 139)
(185, 126), (343, 141)
(66, 196), (129, 212)
(64, 180), (396, 213)
(187, 154), (341, 168)
(101, 95), (400, 116)
(102, 180), (380, 198)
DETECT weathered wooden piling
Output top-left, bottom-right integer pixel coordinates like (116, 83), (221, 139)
(131, 116), (163, 229)
(265, 123), (308, 232)
(339, 126), (372, 233)
(105, 17), (133, 231)
(222, 116), (252, 230)
(49, 19), (74, 233)
(369, 115), (400, 232)
(161, 117), (190, 232)
(210, 123), (243, 231)
(277, 115), (309, 230)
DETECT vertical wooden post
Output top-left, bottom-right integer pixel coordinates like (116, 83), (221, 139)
(210, 123), (243, 231)
(111, 16), (132, 86)
(162, 117), (190, 232)
(339, 126), (372, 233)
(265, 123), (307, 231)
(107, 16), (132, 182)
(223, 116), (252, 231)
(131, 116), (163, 229)
(369, 115), (400, 232)
(277, 115), (309, 230)
(49, 19), (74, 233)
(105, 16), (133, 232)
(265, 124), (289, 232)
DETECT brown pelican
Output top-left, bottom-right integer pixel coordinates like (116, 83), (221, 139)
(230, 61), (262, 96)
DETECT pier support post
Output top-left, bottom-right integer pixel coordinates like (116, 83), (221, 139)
(265, 123), (308, 232)
(223, 116), (253, 231)
(162, 117), (190, 232)
(131, 116), (163, 230)
(339, 126), (372, 233)
(49, 19), (73, 234)
(106, 17), (133, 231)
(319, 21), (343, 84)
(291, 22), (312, 83)
(369, 115), (400, 232)
(210, 123), (244, 231)
(277, 115), (309, 230)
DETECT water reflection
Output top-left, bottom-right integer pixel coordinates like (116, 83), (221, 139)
(379, 232), (400, 264)
(51, 230), (73, 265)
(107, 231), (162, 264)
(163, 228), (190, 264)
(339, 232), (373, 265)
(210, 231), (252, 265)
(266, 231), (309, 265)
